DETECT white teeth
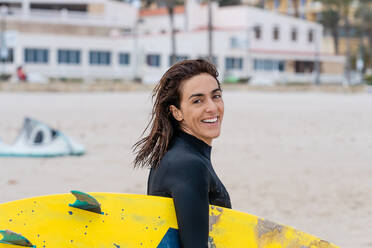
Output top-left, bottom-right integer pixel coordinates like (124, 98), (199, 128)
(202, 117), (218, 123)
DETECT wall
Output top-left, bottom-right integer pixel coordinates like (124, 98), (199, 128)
(88, 3), (105, 14)
(322, 61), (344, 75)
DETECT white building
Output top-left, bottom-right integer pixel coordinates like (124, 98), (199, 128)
(0, 0), (345, 84)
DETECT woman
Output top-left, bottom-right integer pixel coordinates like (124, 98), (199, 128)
(133, 59), (231, 248)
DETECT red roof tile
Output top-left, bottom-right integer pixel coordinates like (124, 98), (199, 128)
(140, 5), (185, 17)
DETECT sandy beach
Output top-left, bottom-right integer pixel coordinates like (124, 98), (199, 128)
(1, 90), (371, 248)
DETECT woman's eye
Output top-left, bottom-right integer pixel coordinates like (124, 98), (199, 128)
(193, 99), (201, 104)
(213, 94), (222, 99)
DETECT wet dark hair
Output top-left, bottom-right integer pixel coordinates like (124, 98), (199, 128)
(132, 59), (220, 168)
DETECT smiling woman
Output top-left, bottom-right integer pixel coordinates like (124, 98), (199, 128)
(169, 73), (224, 146)
(133, 59), (231, 248)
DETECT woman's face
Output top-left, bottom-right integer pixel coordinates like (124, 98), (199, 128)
(170, 73), (224, 145)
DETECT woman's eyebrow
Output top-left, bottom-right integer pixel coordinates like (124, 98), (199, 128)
(189, 93), (204, 99)
(211, 88), (222, 94)
(189, 88), (221, 100)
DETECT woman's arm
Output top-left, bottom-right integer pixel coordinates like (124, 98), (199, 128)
(166, 159), (210, 248)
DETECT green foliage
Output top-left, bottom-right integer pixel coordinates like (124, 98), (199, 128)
(316, 0), (353, 16)
(319, 9), (340, 29)
(355, 2), (372, 35)
(0, 74), (11, 81)
(359, 0), (372, 3)
(317, 6), (341, 54)
(364, 75), (372, 85)
(354, 2), (372, 28)
(354, 1), (372, 70)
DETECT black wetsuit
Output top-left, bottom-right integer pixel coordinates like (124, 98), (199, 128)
(147, 131), (231, 248)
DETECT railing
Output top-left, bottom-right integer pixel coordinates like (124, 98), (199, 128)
(252, 71), (344, 84)
(2, 7), (129, 27)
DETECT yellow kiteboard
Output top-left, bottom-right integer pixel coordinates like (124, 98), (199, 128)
(0, 191), (338, 248)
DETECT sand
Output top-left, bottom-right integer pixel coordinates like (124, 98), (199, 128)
(1, 91), (371, 248)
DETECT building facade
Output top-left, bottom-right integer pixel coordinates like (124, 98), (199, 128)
(0, 0), (344, 84)
(242, 0), (367, 57)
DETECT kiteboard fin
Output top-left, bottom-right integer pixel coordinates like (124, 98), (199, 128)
(0, 230), (34, 247)
(69, 190), (102, 214)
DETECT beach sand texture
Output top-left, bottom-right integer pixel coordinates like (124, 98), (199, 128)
(1, 91), (371, 248)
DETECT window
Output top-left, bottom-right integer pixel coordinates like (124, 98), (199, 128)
(291, 28), (297, 41)
(169, 55), (188, 66)
(278, 61), (285, 71)
(146, 54), (161, 67)
(0, 48), (13, 63)
(230, 37), (239, 48)
(225, 57), (243, 70)
(89, 50), (111, 65)
(119, 53), (130, 65)
(295, 61), (314, 73)
(198, 56), (218, 66)
(254, 26), (261, 40)
(58, 49), (81, 64)
(273, 27), (280, 41)
(254, 59), (262, 71)
(308, 29), (314, 43)
(264, 60), (274, 70)
(24, 48), (49, 64)
(122, 28), (132, 35)
(254, 59), (285, 71)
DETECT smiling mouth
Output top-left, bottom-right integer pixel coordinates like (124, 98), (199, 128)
(201, 117), (218, 124)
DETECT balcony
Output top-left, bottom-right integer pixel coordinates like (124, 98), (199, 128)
(1, 7), (132, 28)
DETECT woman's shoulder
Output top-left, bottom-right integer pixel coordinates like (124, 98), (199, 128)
(160, 151), (209, 188)
(160, 144), (207, 173)
(169, 140), (205, 159)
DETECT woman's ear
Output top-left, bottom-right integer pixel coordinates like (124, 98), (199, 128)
(169, 105), (183, 121)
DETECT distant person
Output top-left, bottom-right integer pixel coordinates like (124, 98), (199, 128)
(16, 66), (27, 82)
(133, 59), (231, 248)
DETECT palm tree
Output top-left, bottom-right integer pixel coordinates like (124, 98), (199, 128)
(355, 0), (372, 55)
(207, 0), (213, 62)
(319, 8), (340, 54)
(141, 0), (241, 66)
(164, 0), (177, 65)
(292, 0), (299, 18)
(142, 0), (184, 65)
(259, 0), (265, 8)
(338, 0), (353, 85)
(316, 0), (354, 85)
(354, 0), (372, 71)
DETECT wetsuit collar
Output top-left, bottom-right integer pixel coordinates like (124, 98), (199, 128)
(178, 131), (212, 160)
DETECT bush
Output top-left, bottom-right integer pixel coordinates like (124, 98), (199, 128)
(365, 75), (372, 86)
(0, 73), (12, 81)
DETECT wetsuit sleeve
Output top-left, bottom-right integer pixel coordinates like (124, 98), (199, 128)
(165, 159), (209, 248)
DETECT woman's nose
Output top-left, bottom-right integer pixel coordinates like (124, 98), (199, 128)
(205, 98), (217, 113)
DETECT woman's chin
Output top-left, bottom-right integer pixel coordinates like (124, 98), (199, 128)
(203, 130), (221, 141)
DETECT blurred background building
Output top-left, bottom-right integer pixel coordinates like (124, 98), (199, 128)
(0, 0), (369, 84)
(243, 0), (372, 82)
(244, 1), (367, 52)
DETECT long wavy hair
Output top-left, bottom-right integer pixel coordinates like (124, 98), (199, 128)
(133, 59), (220, 169)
